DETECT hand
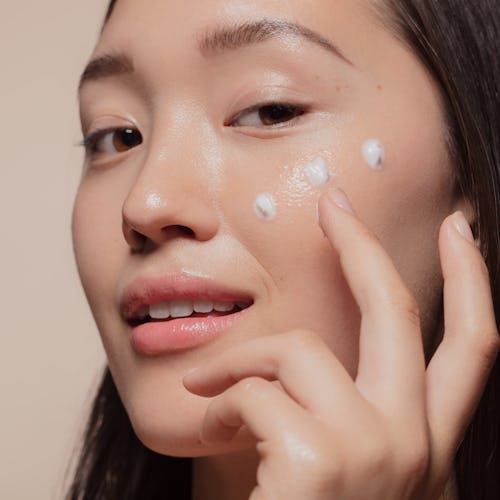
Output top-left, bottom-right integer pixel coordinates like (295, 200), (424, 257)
(184, 189), (499, 500)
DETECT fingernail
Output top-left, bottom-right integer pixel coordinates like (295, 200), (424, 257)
(316, 201), (328, 238)
(327, 188), (354, 214)
(453, 211), (474, 243)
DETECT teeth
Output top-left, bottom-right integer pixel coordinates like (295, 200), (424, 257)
(214, 301), (234, 312)
(170, 300), (195, 318)
(148, 300), (246, 320)
(193, 300), (214, 313)
(149, 302), (171, 319)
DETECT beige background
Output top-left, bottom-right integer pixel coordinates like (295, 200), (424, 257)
(1, 2), (108, 498)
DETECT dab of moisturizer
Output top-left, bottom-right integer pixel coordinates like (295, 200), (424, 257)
(253, 193), (277, 221)
(362, 139), (385, 170)
(303, 156), (330, 187)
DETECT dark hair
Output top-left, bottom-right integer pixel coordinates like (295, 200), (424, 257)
(383, 3), (500, 498)
(68, 1), (500, 498)
(104, 0), (116, 25)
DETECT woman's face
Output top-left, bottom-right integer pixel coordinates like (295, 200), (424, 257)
(73, 0), (465, 456)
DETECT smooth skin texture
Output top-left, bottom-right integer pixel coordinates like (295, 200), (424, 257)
(73, 0), (498, 498)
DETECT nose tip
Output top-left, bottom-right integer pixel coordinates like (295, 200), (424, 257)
(121, 188), (219, 252)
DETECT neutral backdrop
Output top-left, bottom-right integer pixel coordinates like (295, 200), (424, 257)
(1, 2), (108, 498)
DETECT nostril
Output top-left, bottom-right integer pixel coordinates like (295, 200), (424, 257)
(132, 226), (196, 253)
(168, 225), (195, 238)
(122, 218), (148, 253)
(129, 231), (147, 253)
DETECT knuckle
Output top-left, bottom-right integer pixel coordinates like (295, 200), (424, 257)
(396, 430), (430, 482)
(401, 444), (429, 481)
(479, 260), (491, 282)
(229, 377), (277, 409)
(473, 329), (500, 367)
(355, 428), (430, 483)
(386, 290), (421, 328)
(290, 466), (339, 496)
(298, 443), (343, 487)
(356, 223), (381, 247)
(358, 435), (392, 475)
(287, 329), (324, 351)
(282, 432), (339, 477)
(489, 330), (500, 353)
(236, 376), (268, 397)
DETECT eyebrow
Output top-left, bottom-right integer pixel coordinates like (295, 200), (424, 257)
(79, 19), (352, 91)
(198, 19), (353, 64)
(79, 53), (134, 91)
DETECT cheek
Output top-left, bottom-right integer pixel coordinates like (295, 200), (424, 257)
(217, 120), (452, 354)
(218, 151), (331, 271)
(348, 125), (453, 303)
(218, 126), (386, 277)
(72, 178), (127, 336)
(216, 148), (364, 373)
(340, 120), (453, 345)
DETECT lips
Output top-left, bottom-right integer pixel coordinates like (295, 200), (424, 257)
(120, 274), (253, 355)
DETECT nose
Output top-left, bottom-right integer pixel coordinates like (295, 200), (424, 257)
(122, 151), (220, 252)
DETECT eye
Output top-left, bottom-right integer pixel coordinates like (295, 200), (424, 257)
(229, 103), (306, 128)
(83, 127), (143, 156)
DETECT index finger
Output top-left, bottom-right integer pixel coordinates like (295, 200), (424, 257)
(318, 188), (426, 415)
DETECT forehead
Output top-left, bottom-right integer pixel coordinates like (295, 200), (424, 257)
(95, 0), (380, 63)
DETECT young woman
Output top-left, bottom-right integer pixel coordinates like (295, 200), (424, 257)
(69, 1), (500, 498)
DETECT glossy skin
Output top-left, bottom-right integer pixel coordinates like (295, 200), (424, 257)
(73, 0), (498, 498)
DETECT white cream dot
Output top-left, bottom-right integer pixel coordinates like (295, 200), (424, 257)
(304, 156), (330, 187)
(362, 139), (385, 170)
(253, 193), (277, 221)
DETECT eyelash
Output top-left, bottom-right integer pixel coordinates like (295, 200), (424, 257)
(81, 127), (143, 157)
(81, 102), (308, 157)
(228, 102), (308, 128)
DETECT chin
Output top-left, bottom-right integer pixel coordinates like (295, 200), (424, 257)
(130, 410), (253, 458)
(121, 377), (249, 458)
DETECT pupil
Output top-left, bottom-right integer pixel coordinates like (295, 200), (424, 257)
(114, 128), (142, 151)
(259, 105), (300, 125)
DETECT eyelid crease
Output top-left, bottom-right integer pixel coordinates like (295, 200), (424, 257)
(80, 111), (141, 141)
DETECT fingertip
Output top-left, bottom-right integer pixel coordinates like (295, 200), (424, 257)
(326, 187), (356, 214)
(439, 212), (479, 273)
(183, 367), (201, 391)
(317, 188), (357, 239)
(184, 371), (224, 398)
(450, 211), (475, 244)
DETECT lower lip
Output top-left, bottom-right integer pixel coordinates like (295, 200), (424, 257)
(130, 310), (245, 355)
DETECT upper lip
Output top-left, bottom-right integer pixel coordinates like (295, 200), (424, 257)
(120, 273), (254, 322)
